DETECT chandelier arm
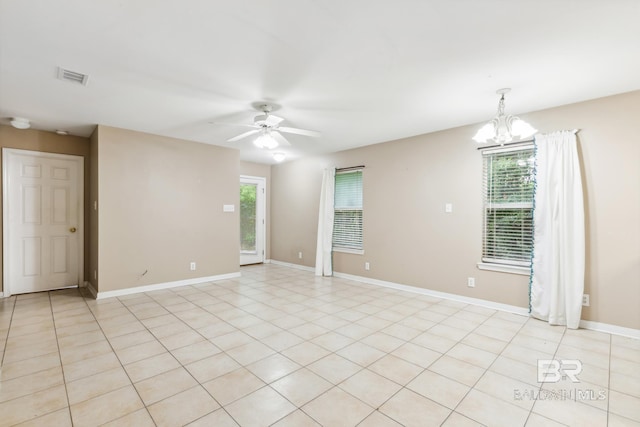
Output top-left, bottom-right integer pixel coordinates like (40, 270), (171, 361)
(497, 94), (506, 115)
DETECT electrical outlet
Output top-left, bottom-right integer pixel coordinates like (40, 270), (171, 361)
(467, 277), (475, 288)
(298, 252), (303, 259)
(582, 294), (590, 306)
(190, 262), (196, 271)
(365, 262), (370, 271)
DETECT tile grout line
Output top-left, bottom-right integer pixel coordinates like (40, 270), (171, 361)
(165, 283), (279, 427)
(444, 308), (532, 426)
(227, 266), (640, 425)
(363, 301), (474, 425)
(0, 295), (17, 368)
(554, 328), (613, 420)
(0, 292), (80, 423)
(126, 285), (256, 426)
(270, 284), (468, 425)
(3, 265), (636, 427)
(247, 269), (494, 425)
(183, 278), (346, 426)
(186, 275), (380, 426)
(317, 292), (519, 424)
(49, 291), (75, 426)
(78, 288), (159, 426)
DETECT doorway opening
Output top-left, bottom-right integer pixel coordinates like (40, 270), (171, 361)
(240, 175), (265, 265)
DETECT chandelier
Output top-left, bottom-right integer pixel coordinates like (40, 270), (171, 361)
(472, 88), (537, 144)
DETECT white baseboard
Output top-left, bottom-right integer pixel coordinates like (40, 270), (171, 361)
(93, 272), (241, 300)
(268, 259), (315, 273)
(269, 259), (639, 338)
(579, 320), (640, 339)
(86, 281), (98, 299)
(333, 271), (530, 316)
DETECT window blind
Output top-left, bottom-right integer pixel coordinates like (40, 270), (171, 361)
(482, 147), (534, 266)
(333, 170), (363, 250)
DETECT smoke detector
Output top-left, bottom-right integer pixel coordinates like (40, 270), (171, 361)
(10, 117), (30, 129)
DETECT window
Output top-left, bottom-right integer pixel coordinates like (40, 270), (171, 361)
(333, 169), (363, 252)
(482, 146), (535, 267)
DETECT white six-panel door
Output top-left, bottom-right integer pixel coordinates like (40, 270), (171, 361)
(3, 149), (83, 295)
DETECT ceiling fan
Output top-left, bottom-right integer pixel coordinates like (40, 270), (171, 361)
(214, 104), (321, 149)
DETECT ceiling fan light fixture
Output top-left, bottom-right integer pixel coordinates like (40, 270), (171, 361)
(253, 132), (278, 149)
(472, 88), (537, 144)
(217, 102), (320, 148)
(10, 117), (31, 129)
(273, 152), (286, 162)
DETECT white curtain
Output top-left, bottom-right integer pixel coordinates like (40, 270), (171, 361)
(530, 131), (585, 329)
(315, 168), (335, 276)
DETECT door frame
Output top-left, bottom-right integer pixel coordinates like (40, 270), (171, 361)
(2, 148), (85, 297)
(240, 175), (266, 265)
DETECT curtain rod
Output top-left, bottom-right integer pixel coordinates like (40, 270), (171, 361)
(476, 140), (533, 151)
(476, 129), (580, 151)
(336, 165), (365, 172)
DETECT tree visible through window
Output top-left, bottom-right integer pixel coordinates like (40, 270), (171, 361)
(482, 147), (535, 266)
(333, 170), (363, 251)
(240, 183), (257, 252)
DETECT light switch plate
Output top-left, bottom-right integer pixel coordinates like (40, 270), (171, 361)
(445, 203), (453, 213)
(223, 204), (235, 212)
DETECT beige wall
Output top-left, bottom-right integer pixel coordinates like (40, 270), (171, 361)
(270, 91), (640, 329)
(0, 126), (91, 293)
(95, 126), (240, 292)
(272, 157), (326, 265)
(240, 161), (272, 260)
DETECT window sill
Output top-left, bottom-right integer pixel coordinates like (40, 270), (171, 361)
(476, 262), (530, 276)
(333, 247), (364, 255)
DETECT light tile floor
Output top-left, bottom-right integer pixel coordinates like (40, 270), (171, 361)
(1, 264), (639, 426)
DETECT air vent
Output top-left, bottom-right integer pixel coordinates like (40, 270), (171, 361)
(57, 67), (89, 86)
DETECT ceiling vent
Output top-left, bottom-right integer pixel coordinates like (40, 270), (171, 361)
(57, 67), (89, 86)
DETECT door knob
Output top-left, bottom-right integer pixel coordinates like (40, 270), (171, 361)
(70, 227), (77, 233)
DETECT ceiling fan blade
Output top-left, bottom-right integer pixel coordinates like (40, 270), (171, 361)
(228, 129), (260, 142)
(265, 115), (284, 126)
(271, 131), (291, 146)
(278, 126), (321, 138)
(210, 121), (259, 129)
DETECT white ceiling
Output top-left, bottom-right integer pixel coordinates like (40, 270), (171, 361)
(1, 1), (639, 164)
